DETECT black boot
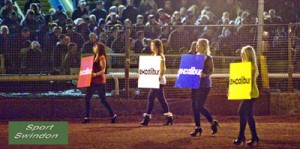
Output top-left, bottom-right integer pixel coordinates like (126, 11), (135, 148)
(140, 113), (151, 126)
(211, 120), (220, 134)
(81, 118), (90, 124)
(190, 127), (202, 137)
(163, 112), (173, 125)
(111, 114), (117, 123)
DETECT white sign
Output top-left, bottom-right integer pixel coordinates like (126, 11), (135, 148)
(138, 56), (161, 89)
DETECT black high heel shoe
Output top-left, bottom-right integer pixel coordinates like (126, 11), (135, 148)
(163, 112), (173, 125)
(81, 118), (90, 124)
(190, 127), (202, 137)
(140, 113), (151, 126)
(233, 136), (246, 146)
(247, 136), (260, 146)
(111, 114), (117, 123)
(211, 120), (220, 134)
(163, 116), (173, 125)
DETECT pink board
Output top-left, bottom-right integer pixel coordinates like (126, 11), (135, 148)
(77, 56), (94, 88)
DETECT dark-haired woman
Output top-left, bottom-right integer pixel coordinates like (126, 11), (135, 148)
(190, 38), (219, 137)
(82, 42), (117, 124)
(140, 39), (173, 126)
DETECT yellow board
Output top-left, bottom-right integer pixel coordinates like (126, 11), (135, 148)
(228, 62), (252, 100)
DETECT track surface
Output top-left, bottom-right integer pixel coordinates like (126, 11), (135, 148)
(1, 116), (300, 148)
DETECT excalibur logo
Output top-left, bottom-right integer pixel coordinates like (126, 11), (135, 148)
(139, 68), (160, 75)
(178, 67), (202, 75)
(230, 76), (251, 85)
(79, 68), (92, 76)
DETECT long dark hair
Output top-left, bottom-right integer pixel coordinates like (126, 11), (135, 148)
(94, 42), (108, 74)
(151, 39), (164, 56)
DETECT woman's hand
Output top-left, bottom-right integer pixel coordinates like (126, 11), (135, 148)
(92, 73), (97, 77)
(200, 73), (207, 78)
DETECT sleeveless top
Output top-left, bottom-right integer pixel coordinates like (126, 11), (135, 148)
(199, 55), (212, 88)
(91, 55), (106, 84)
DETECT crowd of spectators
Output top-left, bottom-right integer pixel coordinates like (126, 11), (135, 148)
(0, 0), (299, 74)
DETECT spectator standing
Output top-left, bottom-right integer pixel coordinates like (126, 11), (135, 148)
(21, 10), (39, 33)
(105, 26), (119, 48)
(141, 38), (152, 53)
(19, 40), (31, 71)
(51, 34), (68, 74)
(164, 0), (174, 16)
(11, 27), (32, 58)
(168, 23), (192, 51)
(72, 0), (89, 20)
(45, 26), (62, 56)
(0, 0), (13, 19)
(82, 32), (98, 54)
(90, 2), (107, 22)
(144, 14), (160, 39)
(0, 25), (11, 55)
(29, 3), (44, 24)
(133, 31), (144, 53)
(93, 18), (106, 35)
(157, 25), (170, 39)
(27, 41), (42, 73)
(88, 15), (97, 32)
(121, 0), (138, 24)
(75, 18), (90, 41)
(111, 30), (125, 53)
(138, 0), (157, 19)
(1, 11), (21, 34)
(66, 25), (85, 51)
(117, 5), (125, 20)
(62, 43), (80, 75)
(106, 12), (122, 26)
(157, 8), (171, 26)
(51, 5), (68, 28)
(23, 0), (40, 14)
(131, 15), (144, 38)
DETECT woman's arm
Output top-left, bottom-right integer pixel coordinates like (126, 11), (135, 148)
(159, 55), (166, 78)
(201, 57), (214, 77)
(93, 58), (106, 77)
(251, 68), (257, 89)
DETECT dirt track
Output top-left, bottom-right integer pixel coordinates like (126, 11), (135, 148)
(1, 116), (300, 148)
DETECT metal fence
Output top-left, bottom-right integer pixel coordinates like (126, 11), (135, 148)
(0, 24), (300, 98)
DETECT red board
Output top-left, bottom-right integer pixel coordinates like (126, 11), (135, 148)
(77, 56), (94, 88)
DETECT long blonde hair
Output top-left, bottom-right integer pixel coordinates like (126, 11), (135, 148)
(196, 38), (211, 55)
(240, 45), (259, 77)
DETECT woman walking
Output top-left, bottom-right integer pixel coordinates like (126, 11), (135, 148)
(233, 45), (259, 146)
(190, 38), (219, 137)
(140, 39), (173, 126)
(82, 42), (117, 124)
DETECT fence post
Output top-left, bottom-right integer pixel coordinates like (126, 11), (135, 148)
(125, 26), (131, 99)
(288, 23), (293, 92)
(256, 0), (264, 56)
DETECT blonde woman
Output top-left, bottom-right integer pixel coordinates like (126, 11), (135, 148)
(190, 38), (219, 137)
(140, 39), (173, 126)
(233, 45), (259, 146)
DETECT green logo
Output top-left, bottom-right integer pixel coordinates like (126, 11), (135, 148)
(9, 121), (68, 145)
